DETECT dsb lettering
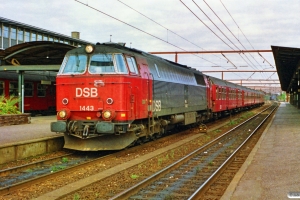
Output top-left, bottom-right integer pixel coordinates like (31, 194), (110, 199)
(76, 87), (98, 97)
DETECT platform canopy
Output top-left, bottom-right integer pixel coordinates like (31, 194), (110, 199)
(0, 41), (78, 113)
(272, 45), (300, 92)
(0, 41), (76, 71)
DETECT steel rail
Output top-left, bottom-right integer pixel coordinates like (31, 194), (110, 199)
(109, 104), (276, 200)
(0, 152), (73, 177)
(188, 104), (277, 199)
(0, 152), (110, 196)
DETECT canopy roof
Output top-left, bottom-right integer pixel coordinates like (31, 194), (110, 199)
(0, 41), (76, 67)
(272, 45), (300, 92)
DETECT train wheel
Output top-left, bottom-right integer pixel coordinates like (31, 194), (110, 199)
(156, 127), (165, 138)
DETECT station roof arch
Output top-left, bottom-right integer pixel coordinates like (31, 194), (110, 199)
(272, 45), (300, 92)
(0, 41), (76, 70)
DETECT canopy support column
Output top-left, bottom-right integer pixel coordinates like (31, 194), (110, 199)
(17, 70), (24, 113)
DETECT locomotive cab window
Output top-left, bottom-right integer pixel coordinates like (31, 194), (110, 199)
(126, 56), (139, 74)
(115, 54), (128, 73)
(89, 53), (128, 74)
(60, 53), (87, 74)
(89, 54), (115, 73)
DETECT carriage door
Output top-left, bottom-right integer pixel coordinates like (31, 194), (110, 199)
(226, 87), (229, 110)
(242, 90), (245, 106)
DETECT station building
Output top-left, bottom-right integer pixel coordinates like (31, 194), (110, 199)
(0, 16), (88, 50)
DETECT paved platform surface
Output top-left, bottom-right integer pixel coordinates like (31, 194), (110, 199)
(0, 115), (62, 146)
(221, 102), (300, 200)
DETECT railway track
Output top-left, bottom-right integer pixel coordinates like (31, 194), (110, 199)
(0, 104), (271, 199)
(0, 151), (110, 196)
(109, 103), (277, 200)
(0, 125), (202, 198)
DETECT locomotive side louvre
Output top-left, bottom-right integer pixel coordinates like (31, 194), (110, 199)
(145, 57), (208, 124)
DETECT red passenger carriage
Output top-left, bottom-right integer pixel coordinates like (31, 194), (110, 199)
(0, 76), (56, 115)
(206, 76), (264, 118)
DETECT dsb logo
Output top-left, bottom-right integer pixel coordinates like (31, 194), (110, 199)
(76, 87), (98, 97)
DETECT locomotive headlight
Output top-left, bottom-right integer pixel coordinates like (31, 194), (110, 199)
(102, 109), (116, 121)
(85, 44), (94, 54)
(103, 110), (111, 119)
(58, 110), (67, 118)
(57, 108), (71, 120)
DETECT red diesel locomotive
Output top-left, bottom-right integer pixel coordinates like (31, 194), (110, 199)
(51, 43), (264, 151)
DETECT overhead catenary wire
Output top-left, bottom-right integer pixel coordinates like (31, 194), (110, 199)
(202, 0), (263, 72)
(190, 0), (268, 79)
(75, 0), (275, 83)
(192, 0), (275, 85)
(186, 1), (270, 80)
(179, 0), (235, 51)
(219, 0), (273, 70)
(180, 0), (245, 78)
(193, 0), (263, 73)
(74, 0), (223, 67)
(117, 0), (229, 67)
(117, 0), (204, 50)
(118, 0), (266, 76)
(192, 0), (240, 50)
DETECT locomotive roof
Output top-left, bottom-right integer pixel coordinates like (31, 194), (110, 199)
(100, 42), (203, 74)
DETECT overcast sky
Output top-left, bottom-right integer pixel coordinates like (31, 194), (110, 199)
(2, 0), (300, 85)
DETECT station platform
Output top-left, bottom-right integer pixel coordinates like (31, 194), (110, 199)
(221, 102), (300, 199)
(0, 115), (61, 146)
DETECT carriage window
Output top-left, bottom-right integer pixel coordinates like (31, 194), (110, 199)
(219, 88), (222, 100)
(24, 82), (33, 97)
(9, 82), (18, 96)
(126, 56), (138, 74)
(60, 53), (87, 74)
(37, 84), (46, 97)
(89, 54), (115, 73)
(0, 81), (4, 96)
